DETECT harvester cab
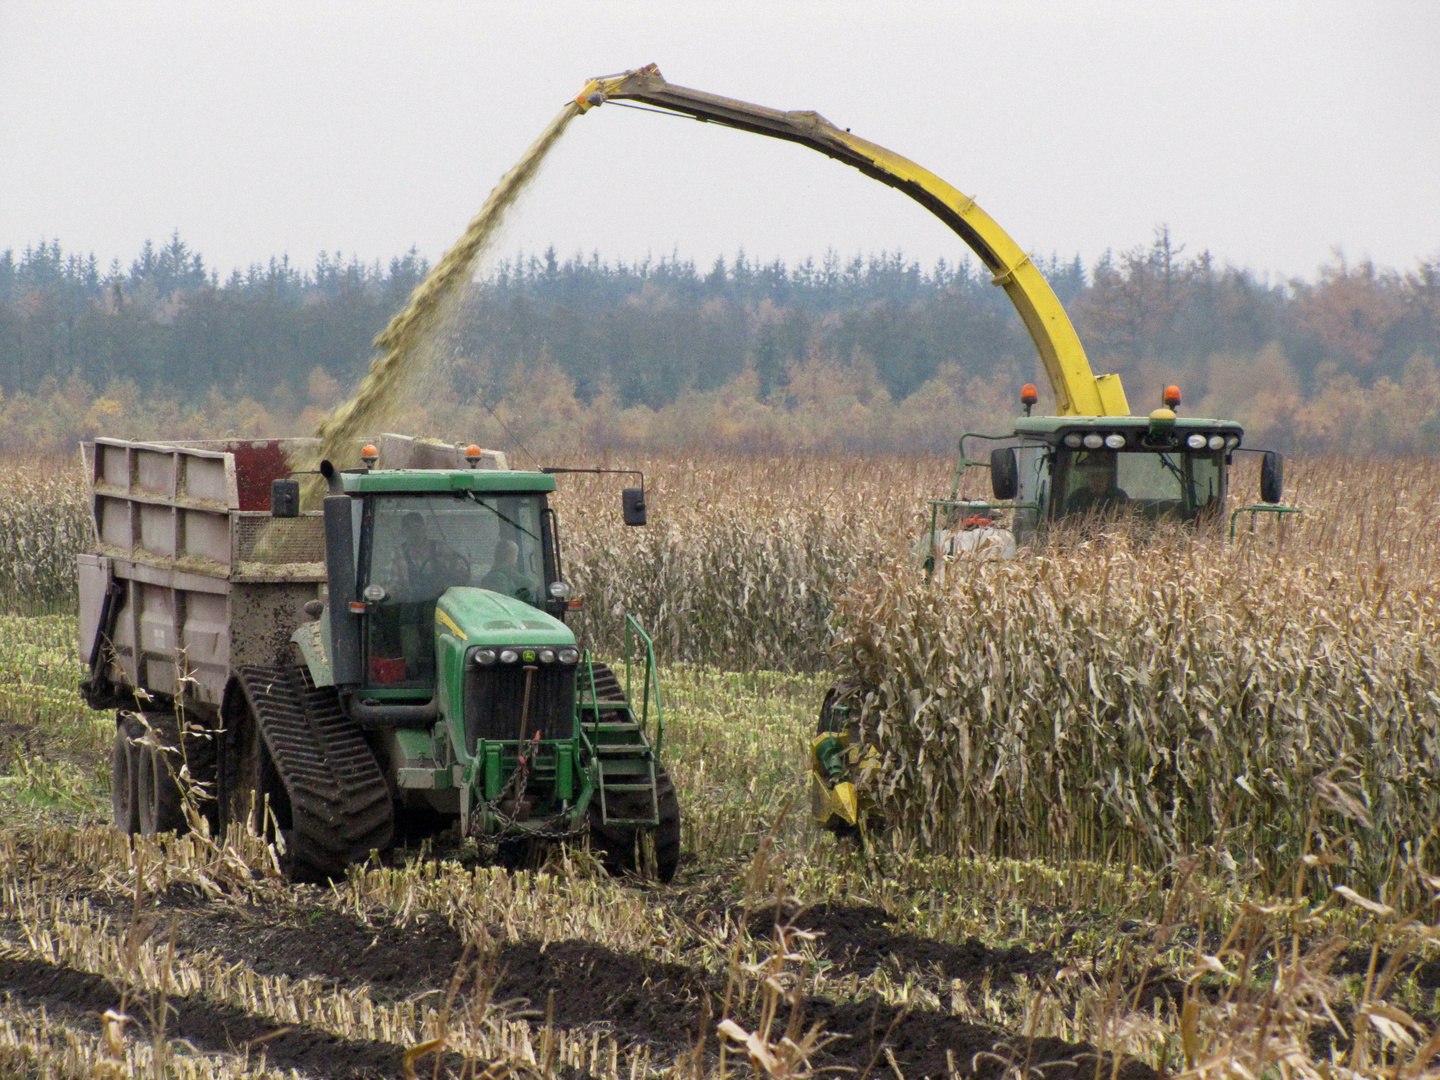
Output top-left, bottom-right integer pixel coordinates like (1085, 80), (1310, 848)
(921, 386), (1295, 571)
(83, 432), (679, 883)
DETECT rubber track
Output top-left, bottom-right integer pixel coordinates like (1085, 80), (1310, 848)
(235, 665), (394, 880)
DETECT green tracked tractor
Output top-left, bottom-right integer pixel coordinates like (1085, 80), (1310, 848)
(81, 435), (680, 882)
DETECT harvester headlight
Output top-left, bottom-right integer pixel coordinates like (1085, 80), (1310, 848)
(1104, 433), (1126, 449)
(538, 648), (556, 663)
(1082, 434), (1104, 449)
(474, 649), (497, 665)
(548, 581), (571, 599)
(1063, 433), (1083, 448)
(558, 647), (580, 664)
(499, 649), (519, 664)
(1186, 433), (1208, 449)
(1225, 435), (1241, 450)
(1208, 435), (1225, 450)
(362, 583), (387, 603)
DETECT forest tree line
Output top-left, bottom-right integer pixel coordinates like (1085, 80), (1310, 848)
(0, 230), (1437, 455)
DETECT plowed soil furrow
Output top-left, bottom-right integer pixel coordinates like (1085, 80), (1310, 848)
(0, 953), (406, 1078)
(487, 939), (1153, 1080)
(751, 903), (1056, 982)
(33, 891), (1156, 1079)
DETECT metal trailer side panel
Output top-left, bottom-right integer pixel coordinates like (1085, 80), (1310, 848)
(78, 554), (109, 662)
(81, 438), (326, 711)
(231, 583), (323, 671)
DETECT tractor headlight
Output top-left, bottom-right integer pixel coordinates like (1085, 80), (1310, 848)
(1104, 433), (1126, 449)
(1208, 435), (1225, 450)
(1186, 433), (1208, 449)
(499, 649), (519, 664)
(538, 648), (556, 663)
(548, 581), (571, 599)
(474, 649), (496, 665)
(1063, 433), (1083, 448)
(1225, 435), (1240, 450)
(362, 583), (387, 602)
(558, 647), (580, 664)
(1083, 434), (1104, 449)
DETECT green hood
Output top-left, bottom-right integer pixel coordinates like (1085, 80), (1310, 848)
(435, 587), (575, 647)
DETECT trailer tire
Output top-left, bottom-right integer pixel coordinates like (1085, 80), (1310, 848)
(136, 713), (188, 836)
(111, 714), (142, 835)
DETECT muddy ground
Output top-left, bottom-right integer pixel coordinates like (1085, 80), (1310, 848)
(0, 878), (1160, 1080)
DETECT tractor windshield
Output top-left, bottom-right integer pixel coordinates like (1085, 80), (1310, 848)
(1056, 449), (1223, 522)
(359, 492), (548, 687)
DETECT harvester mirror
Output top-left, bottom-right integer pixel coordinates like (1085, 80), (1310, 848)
(622, 487), (647, 526)
(1259, 451), (1284, 504)
(271, 478), (301, 518)
(990, 448), (1018, 501)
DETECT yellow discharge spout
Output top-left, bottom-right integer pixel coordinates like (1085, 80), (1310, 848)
(576, 65), (1129, 418)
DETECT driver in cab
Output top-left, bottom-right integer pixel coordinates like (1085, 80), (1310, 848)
(1065, 451), (1129, 515)
(391, 511), (469, 596)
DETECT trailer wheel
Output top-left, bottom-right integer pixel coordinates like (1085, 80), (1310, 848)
(111, 714), (142, 835)
(136, 713), (188, 836)
(588, 764), (682, 883)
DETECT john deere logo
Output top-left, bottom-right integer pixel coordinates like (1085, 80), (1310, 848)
(522, 649), (537, 663)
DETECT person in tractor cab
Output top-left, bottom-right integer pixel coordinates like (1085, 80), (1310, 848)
(392, 511), (470, 596)
(1065, 450), (1129, 516)
(480, 537), (532, 601)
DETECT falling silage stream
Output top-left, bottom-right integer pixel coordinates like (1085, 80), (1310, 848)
(292, 100), (584, 495)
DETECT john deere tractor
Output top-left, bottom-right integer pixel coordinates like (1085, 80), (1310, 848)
(80, 434), (680, 881)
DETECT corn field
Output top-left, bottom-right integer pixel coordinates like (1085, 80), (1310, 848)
(5, 450), (1440, 891)
(830, 457), (1440, 895)
(0, 456), (90, 613)
(552, 453), (949, 670)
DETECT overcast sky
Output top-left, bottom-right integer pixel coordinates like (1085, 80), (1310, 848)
(2, 1), (1437, 283)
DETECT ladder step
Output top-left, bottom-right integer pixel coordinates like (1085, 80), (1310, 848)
(602, 783), (655, 793)
(599, 760), (650, 776)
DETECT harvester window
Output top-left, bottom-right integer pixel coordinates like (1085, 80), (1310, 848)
(1057, 449), (1223, 522)
(1063, 450), (1129, 516)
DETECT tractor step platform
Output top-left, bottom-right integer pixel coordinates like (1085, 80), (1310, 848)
(596, 753), (659, 826)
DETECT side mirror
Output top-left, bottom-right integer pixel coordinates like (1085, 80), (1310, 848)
(271, 478), (301, 518)
(1259, 451), (1284, 504)
(990, 448), (1018, 501)
(622, 487), (647, 527)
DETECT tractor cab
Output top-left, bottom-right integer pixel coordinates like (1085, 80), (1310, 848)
(347, 472), (565, 691)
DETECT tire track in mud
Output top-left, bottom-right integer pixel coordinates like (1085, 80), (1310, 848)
(0, 953), (406, 1078)
(58, 888), (1156, 1079)
(751, 903), (1056, 982)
